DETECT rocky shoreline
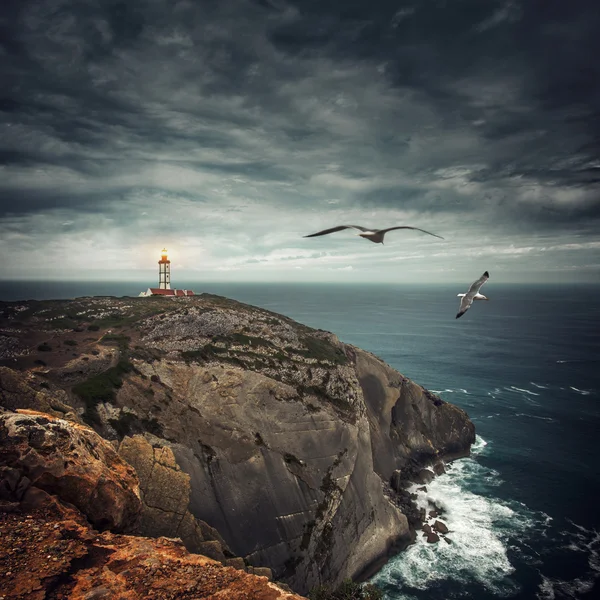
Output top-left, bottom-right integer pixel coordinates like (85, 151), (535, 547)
(0, 294), (475, 596)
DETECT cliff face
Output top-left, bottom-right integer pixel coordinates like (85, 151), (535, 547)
(0, 294), (475, 594)
(0, 410), (304, 600)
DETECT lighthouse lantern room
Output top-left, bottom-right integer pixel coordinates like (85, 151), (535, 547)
(158, 248), (171, 290)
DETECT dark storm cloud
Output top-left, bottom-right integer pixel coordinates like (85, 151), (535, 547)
(0, 0), (599, 281)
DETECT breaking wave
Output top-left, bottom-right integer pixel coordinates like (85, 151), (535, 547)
(371, 436), (541, 598)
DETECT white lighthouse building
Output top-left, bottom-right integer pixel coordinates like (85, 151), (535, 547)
(139, 249), (195, 297)
(158, 248), (171, 290)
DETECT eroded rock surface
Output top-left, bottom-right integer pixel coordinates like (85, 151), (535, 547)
(118, 434), (233, 563)
(0, 489), (304, 600)
(0, 410), (140, 532)
(0, 295), (476, 594)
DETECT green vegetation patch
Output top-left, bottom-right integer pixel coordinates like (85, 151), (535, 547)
(73, 358), (133, 426)
(130, 345), (166, 363)
(213, 332), (274, 348)
(297, 384), (355, 423)
(181, 345), (244, 368)
(100, 333), (131, 350)
(108, 411), (163, 438)
(290, 336), (348, 366)
(63, 339), (78, 346)
(37, 343), (52, 352)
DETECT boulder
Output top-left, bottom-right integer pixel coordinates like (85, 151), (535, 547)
(425, 531), (440, 543)
(433, 462), (446, 476)
(433, 520), (449, 534)
(390, 469), (403, 492)
(0, 409), (140, 531)
(414, 469), (435, 484)
(247, 566), (274, 580)
(0, 367), (78, 421)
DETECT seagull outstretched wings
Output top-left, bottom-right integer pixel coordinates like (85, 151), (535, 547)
(304, 225), (443, 244)
(456, 271), (490, 319)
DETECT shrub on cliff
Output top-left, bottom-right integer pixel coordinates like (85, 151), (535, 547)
(309, 579), (383, 600)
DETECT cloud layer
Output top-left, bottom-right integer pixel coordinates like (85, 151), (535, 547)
(1, 0), (599, 282)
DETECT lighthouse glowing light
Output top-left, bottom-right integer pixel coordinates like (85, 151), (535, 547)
(158, 248), (171, 290)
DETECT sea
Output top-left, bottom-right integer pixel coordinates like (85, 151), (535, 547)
(1, 280), (599, 600)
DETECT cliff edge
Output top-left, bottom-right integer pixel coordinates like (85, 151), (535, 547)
(0, 294), (475, 594)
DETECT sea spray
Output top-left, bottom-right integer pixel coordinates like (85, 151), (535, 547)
(371, 436), (540, 599)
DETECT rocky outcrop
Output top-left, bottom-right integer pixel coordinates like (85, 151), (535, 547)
(0, 410), (141, 532)
(0, 295), (476, 595)
(116, 361), (409, 593)
(0, 366), (78, 421)
(0, 409), (303, 600)
(354, 348), (475, 481)
(0, 480), (303, 600)
(118, 434), (235, 564)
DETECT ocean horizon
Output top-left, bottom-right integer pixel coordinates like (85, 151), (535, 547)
(1, 279), (599, 599)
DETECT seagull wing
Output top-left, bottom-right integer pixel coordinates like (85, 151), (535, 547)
(303, 225), (370, 238)
(467, 271), (489, 295)
(456, 295), (473, 319)
(457, 271), (489, 319)
(376, 226), (444, 240)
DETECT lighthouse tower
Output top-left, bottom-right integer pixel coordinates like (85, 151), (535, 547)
(158, 248), (171, 290)
(139, 249), (195, 296)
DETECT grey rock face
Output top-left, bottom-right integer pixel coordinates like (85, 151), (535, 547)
(0, 295), (475, 595)
(106, 298), (473, 593)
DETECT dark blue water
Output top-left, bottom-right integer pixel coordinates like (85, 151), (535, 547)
(1, 280), (599, 599)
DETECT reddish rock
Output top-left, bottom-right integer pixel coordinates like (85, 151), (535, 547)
(0, 497), (305, 600)
(0, 409), (141, 531)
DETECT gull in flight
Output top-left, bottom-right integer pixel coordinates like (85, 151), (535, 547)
(456, 271), (490, 319)
(303, 225), (444, 244)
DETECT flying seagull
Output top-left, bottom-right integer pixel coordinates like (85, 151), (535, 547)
(456, 271), (490, 319)
(303, 225), (444, 244)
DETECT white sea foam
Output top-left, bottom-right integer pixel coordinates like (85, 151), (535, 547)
(537, 575), (556, 599)
(570, 386), (591, 396)
(514, 413), (555, 422)
(509, 386), (540, 396)
(471, 435), (488, 455)
(537, 521), (600, 598)
(432, 388), (471, 395)
(531, 382), (550, 389)
(371, 436), (533, 597)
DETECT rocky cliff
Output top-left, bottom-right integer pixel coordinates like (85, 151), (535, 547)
(0, 409), (304, 600)
(0, 294), (475, 595)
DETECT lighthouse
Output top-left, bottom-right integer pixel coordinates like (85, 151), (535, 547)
(139, 249), (195, 297)
(158, 248), (171, 290)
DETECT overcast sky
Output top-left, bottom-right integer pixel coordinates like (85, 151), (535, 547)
(1, 0), (599, 284)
